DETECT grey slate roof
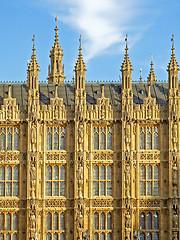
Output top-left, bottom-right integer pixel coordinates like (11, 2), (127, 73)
(0, 83), (169, 107)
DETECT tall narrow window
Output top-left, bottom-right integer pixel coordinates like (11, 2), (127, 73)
(53, 166), (59, 196)
(140, 132), (145, 150)
(0, 129), (5, 150)
(46, 213), (51, 230)
(60, 213), (65, 230)
(140, 126), (159, 150)
(53, 213), (58, 230)
(13, 128), (19, 151)
(60, 128), (65, 150)
(46, 166), (52, 196)
(93, 126), (112, 150)
(140, 212), (159, 238)
(60, 166), (65, 196)
(93, 165), (112, 196)
(7, 128), (12, 151)
(54, 129), (59, 150)
(93, 212), (112, 239)
(6, 213), (11, 230)
(147, 213), (152, 229)
(13, 214), (18, 231)
(140, 213), (145, 229)
(147, 131), (152, 150)
(0, 167), (5, 197)
(153, 212), (159, 229)
(47, 128), (52, 150)
(47, 127), (66, 150)
(107, 213), (112, 230)
(100, 213), (105, 230)
(0, 213), (4, 230)
(93, 213), (99, 230)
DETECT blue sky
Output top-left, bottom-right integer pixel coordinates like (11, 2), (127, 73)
(0, 0), (179, 83)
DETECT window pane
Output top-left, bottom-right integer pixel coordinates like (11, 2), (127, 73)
(60, 233), (65, 240)
(100, 166), (105, 180)
(93, 213), (98, 230)
(154, 233), (159, 240)
(12, 234), (17, 240)
(107, 233), (112, 240)
(93, 182), (98, 196)
(53, 182), (59, 196)
(6, 213), (11, 230)
(93, 233), (98, 240)
(140, 166), (145, 180)
(140, 133), (145, 149)
(47, 133), (52, 150)
(100, 233), (105, 240)
(147, 213), (152, 229)
(140, 233), (145, 240)
(54, 133), (59, 150)
(140, 213), (145, 229)
(60, 182), (65, 196)
(6, 183), (12, 196)
(46, 166), (52, 180)
(60, 166), (65, 180)
(53, 166), (59, 180)
(14, 133), (19, 151)
(0, 183), (4, 196)
(107, 132), (112, 150)
(147, 232), (152, 240)
(154, 132), (158, 150)
(107, 213), (112, 229)
(100, 213), (105, 230)
(100, 182), (105, 195)
(60, 133), (65, 150)
(53, 234), (58, 240)
(6, 234), (10, 240)
(60, 213), (65, 230)
(0, 214), (4, 230)
(147, 132), (152, 150)
(93, 166), (98, 180)
(93, 133), (99, 150)
(46, 213), (51, 230)
(0, 167), (4, 180)
(154, 182), (159, 196)
(13, 166), (18, 180)
(0, 133), (5, 150)
(6, 166), (12, 180)
(46, 233), (51, 240)
(13, 213), (18, 230)
(140, 182), (145, 196)
(147, 182), (152, 195)
(154, 166), (159, 180)
(46, 182), (52, 196)
(7, 133), (12, 150)
(147, 166), (152, 180)
(13, 182), (18, 197)
(107, 166), (112, 180)
(53, 213), (58, 230)
(100, 133), (105, 150)
(107, 182), (112, 196)
(154, 212), (159, 229)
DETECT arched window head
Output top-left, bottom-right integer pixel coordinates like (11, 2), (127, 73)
(107, 213), (112, 229)
(100, 166), (105, 180)
(12, 234), (17, 240)
(6, 213), (11, 230)
(140, 132), (145, 149)
(93, 233), (98, 240)
(147, 166), (152, 180)
(53, 233), (58, 240)
(60, 233), (65, 240)
(153, 212), (159, 229)
(60, 213), (65, 230)
(100, 233), (105, 240)
(154, 233), (159, 240)
(6, 234), (10, 240)
(46, 166), (52, 180)
(54, 132), (59, 150)
(93, 166), (98, 180)
(13, 213), (18, 230)
(147, 232), (152, 240)
(60, 132), (65, 150)
(107, 233), (112, 240)
(147, 132), (152, 150)
(46, 233), (51, 240)
(140, 213), (145, 229)
(140, 166), (145, 180)
(100, 132), (106, 150)
(140, 233), (145, 240)
(147, 212), (152, 229)
(60, 166), (65, 180)
(93, 132), (99, 150)
(53, 166), (59, 180)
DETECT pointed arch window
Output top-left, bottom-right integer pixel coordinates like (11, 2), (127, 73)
(140, 212), (159, 239)
(93, 212), (112, 239)
(46, 212), (65, 239)
(93, 165), (112, 196)
(140, 165), (159, 196)
(0, 127), (19, 151)
(47, 126), (65, 150)
(46, 165), (66, 197)
(140, 126), (159, 150)
(93, 126), (112, 150)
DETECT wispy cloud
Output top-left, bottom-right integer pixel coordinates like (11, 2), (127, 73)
(43, 0), (156, 61)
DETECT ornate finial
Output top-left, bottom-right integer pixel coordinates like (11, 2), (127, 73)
(8, 83), (12, 98)
(79, 34), (82, 47)
(171, 34), (174, 47)
(125, 34), (128, 50)
(101, 82), (105, 98)
(32, 34), (35, 47)
(139, 68), (142, 83)
(55, 84), (58, 98)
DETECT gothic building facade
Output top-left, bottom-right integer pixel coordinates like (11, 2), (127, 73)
(0, 21), (179, 240)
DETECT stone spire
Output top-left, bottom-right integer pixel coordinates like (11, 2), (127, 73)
(75, 35), (87, 90)
(27, 35), (40, 90)
(121, 35), (133, 90)
(167, 35), (179, 90)
(48, 15), (65, 84)
(147, 55), (157, 86)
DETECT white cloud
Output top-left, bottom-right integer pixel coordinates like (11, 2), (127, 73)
(44, 0), (155, 61)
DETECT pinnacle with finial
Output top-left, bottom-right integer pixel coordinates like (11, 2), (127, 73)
(28, 34), (40, 71)
(147, 54), (157, 85)
(121, 34), (133, 71)
(75, 35), (86, 71)
(167, 34), (179, 71)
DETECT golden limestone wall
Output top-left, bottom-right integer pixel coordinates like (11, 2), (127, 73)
(0, 81), (179, 240)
